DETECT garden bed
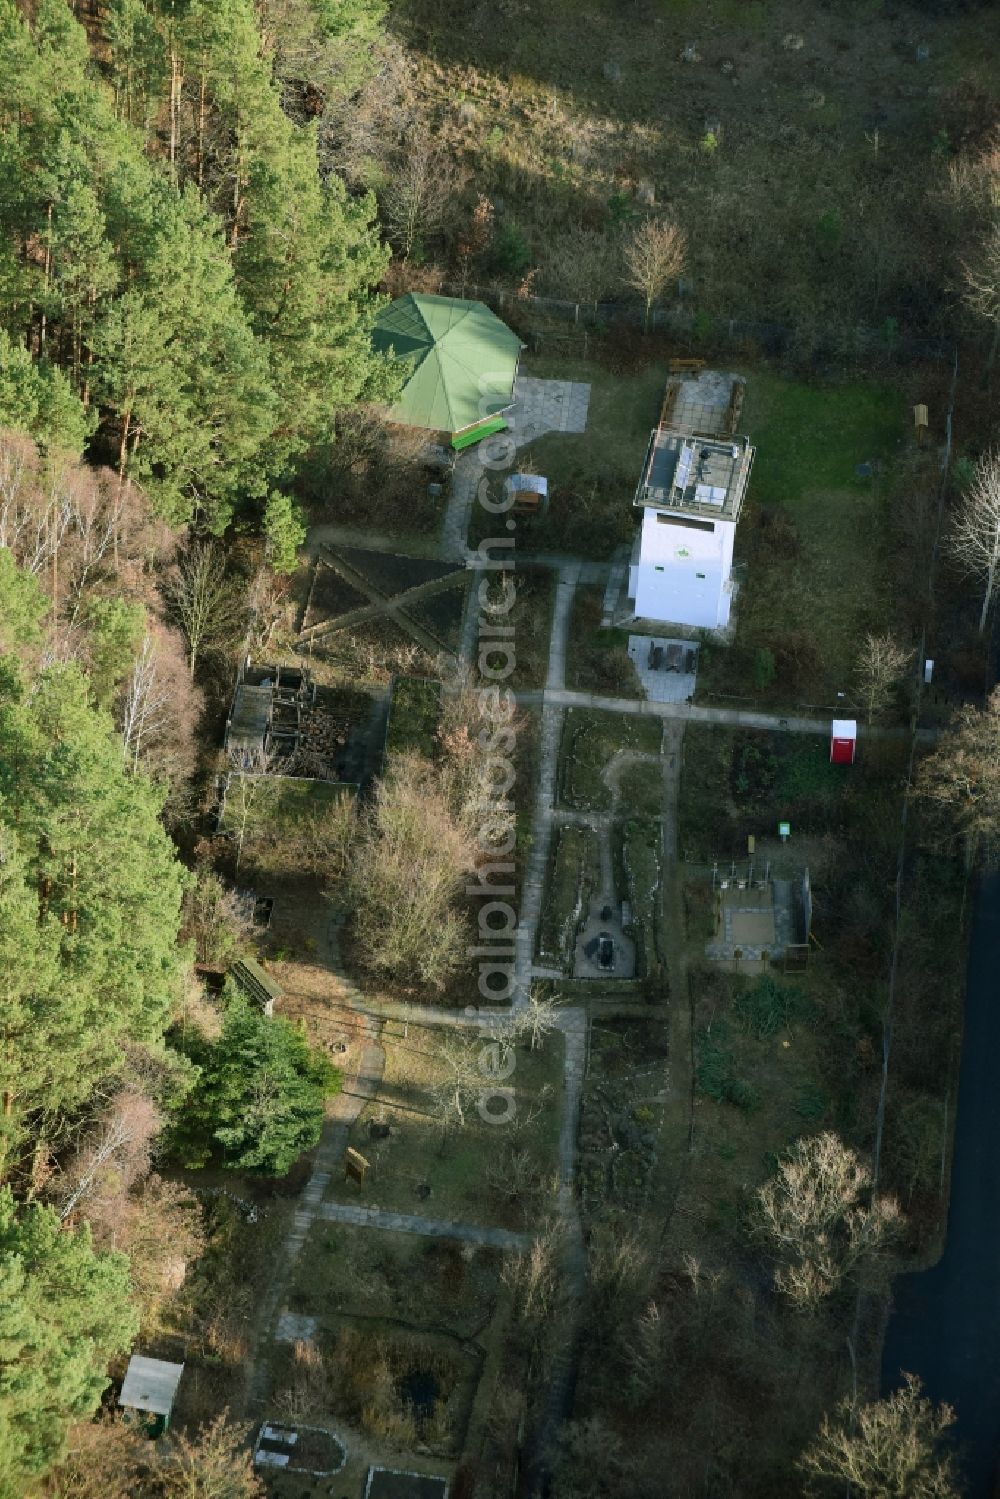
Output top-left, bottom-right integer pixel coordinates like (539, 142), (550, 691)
(537, 825), (601, 968)
(566, 585), (640, 695)
(558, 708), (662, 812)
(577, 1018), (669, 1222)
(620, 818), (662, 977)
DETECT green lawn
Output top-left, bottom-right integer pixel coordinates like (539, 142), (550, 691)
(699, 370), (909, 706)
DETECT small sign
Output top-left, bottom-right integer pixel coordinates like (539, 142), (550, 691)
(747, 834), (756, 855)
(779, 822), (791, 842)
(344, 1147), (370, 1184)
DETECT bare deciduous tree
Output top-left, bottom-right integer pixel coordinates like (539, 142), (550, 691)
(347, 753), (475, 990)
(119, 634), (170, 771)
(223, 748), (280, 876)
(623, 217), (687, 331)
(963, 224), (1000, 367)
(54, 1089), (162, 1224)
(380, 142), (463, 262)
(521, 987), (562, 1052)
(553, 1415), (638, 1499)
(854, 631), (912, 725)
(916, 687), (1000, 850)
(947, 448), (1000, 631)
(485, 1140), (553, 1211)
(754, 1132), (901, 1310)
(541, 228), (621, 307)
(166, 542), (245, 679)
(502, 1216), (563, 1322)
(799, 1374), (959, 1499)
(158, 1411), (264, 1499)
(427, 1031), (485, 1135)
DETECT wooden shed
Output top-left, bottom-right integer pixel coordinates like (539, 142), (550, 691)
(230, 956), (283, 1017)
(505, 473), (549, 516)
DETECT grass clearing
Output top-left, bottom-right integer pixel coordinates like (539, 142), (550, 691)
(289, 1222), (503, 1337)
(504, 355), (665, 558)
(616, 758), (663, 819)
(558, 707), (662, 812)
(326, 1020), (564, 1228)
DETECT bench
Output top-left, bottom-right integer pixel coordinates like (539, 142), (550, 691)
(668, 357), (706, 375)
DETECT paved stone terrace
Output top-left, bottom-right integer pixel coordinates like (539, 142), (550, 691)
(508, 377), (591, 442)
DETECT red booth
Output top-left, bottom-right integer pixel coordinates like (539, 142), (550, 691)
(830, 719), (857, 765)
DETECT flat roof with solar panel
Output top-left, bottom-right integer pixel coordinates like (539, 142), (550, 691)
(634, 429), (755, 522)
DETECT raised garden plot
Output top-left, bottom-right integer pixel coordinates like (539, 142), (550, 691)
(617, 759), (663, 820)
(558, 708), (662, 813)
(403, 581), (468, 652)
(538, 825), (601, 968)
(578, 1018), (669, 1220)
(620, 818), (662, 977)
(333, 546), (462, 599)
(302, 561), (370, 632)
(679, 724), (905, 864)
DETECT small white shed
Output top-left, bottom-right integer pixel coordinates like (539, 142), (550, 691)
(118, 1355), (185, 1435)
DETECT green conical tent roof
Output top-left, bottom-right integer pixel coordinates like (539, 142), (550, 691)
(373, 294), (522, 435)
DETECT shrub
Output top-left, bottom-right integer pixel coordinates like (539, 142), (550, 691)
(490, 220), (532, 277)
(695, 1024), (759, 1111)
(732, 976), (812, 1038)
(167, 989), (340, 1174)
(752, 647), (776, 692)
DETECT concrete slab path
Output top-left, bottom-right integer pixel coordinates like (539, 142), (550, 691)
(314, 1200), (531, 1252)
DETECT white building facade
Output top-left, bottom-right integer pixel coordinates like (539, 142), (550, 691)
(627, 430), (754, 631)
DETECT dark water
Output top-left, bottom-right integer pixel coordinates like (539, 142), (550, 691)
(881, 873), (1000, 1496)
(400, 1367), (439, 1423)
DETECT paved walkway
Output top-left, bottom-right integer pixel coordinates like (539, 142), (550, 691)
(314, 1200), (531, 1252)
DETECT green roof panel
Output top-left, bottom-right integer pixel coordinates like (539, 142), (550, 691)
(373, 294), (521, 435)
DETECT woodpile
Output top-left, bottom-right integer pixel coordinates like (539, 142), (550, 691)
(299, 704), (352, 757)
